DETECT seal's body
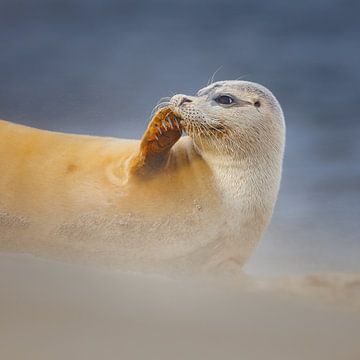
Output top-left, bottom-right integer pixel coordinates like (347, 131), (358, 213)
(0, 81), (285, 274)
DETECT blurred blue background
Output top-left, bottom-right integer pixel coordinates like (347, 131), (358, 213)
(0, 0), (359, 275)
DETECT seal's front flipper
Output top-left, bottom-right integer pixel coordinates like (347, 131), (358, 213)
(129, 108), (182, 177)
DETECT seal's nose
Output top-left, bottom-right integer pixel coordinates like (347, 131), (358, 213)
(171, 94), (193, 107)
(179, 96), (192, 106)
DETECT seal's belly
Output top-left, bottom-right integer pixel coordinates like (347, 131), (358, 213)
(0, 186), (224, 269)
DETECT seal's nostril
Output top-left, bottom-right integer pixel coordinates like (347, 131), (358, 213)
(179, 97), (192, 106)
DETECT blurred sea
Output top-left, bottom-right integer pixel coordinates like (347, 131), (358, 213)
(0, 0), (359, 275)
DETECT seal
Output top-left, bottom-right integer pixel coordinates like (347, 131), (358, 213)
(0, 80), (285, 274)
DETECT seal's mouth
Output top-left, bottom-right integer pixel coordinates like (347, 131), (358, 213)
(178, 119), (229, 141)
(159, 104), (227, 139)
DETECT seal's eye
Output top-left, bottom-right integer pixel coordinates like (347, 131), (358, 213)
(215, 95), (234, 105)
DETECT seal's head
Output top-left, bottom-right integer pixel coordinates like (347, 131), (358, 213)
(170, 80), (285, 159)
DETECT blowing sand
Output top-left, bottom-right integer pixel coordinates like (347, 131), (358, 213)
(0, 253), (359, 360)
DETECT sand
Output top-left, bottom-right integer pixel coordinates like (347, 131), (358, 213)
(0, 253), (359, 360)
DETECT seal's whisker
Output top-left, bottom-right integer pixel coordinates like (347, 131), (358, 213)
(192, 110), (247, 155)
(154, 100), (171, 107)
(207, 66), (223, 86)
(235, 74), (249, 81)
(196, 123), (207, 152)
(150, 101), (172, 118)
(181, 109), (242, 156)
(150, 105), (169, 117)
(207, 129), (223, 155)
(157, 97), (172, 103)
(151, 101), (171, 112)
(210, 127), (245, 154)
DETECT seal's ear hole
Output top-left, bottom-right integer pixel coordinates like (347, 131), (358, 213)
(254, 101), (261, 108)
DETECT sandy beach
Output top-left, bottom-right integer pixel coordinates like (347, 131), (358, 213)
(1, 253), (359, 360)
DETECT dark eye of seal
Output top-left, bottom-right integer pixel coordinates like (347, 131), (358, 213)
(215, 95), (234, 105)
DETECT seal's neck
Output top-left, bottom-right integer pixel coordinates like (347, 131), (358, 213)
(202, 151), (282, 217)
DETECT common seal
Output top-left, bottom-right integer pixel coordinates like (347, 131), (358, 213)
(0, 80), (285, 274)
